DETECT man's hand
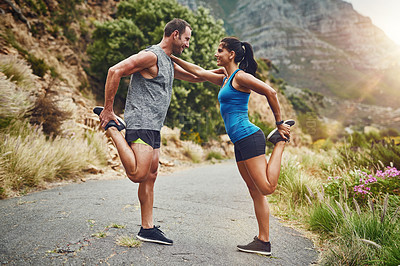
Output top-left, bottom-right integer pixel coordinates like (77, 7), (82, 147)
(277, 123), (291, 140)
(99, 108), (120, 129)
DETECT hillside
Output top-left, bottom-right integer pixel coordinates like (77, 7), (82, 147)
(178, 0), (400, 106)
(177, 0), (400, 131)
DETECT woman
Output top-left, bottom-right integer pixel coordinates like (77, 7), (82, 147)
(171, 37), (295, 256)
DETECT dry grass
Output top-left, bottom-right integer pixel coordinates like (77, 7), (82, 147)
(116, 235), (141, 248)
(0, 54), (35, 88)
(182, 141), (203, 163)
(0, 74), (34, 121)
(0, 125), (108, 198)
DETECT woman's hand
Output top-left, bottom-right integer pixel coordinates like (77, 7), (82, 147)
(170, 55), (178, 62)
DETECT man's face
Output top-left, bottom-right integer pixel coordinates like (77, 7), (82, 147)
(172, 26), (191, 55)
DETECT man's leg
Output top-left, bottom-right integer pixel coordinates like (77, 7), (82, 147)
(106, 128), (154, 183)
(135, 148), (173, 245)
(138, 148), (160, 228)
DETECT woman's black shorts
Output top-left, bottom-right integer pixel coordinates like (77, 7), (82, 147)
(234, 129), (266, 162)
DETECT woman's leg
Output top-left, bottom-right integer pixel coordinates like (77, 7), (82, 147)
(242, 141), (286, 195)
(237, 161), (270, 242)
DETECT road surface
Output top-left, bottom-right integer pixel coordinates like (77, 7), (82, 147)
(0, 161), (318, 265)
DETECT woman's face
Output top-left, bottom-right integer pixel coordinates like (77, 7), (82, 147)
(215, 43), (232, 66)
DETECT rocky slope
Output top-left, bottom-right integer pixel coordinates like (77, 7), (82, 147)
(0, 0), (245, 178)
(178, 0), (400, 108)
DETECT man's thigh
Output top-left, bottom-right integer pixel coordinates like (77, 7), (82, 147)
(130, 142), (155, 177)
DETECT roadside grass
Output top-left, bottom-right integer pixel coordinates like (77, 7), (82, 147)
(0, 124), (108, 197)
(206, 150), (224, 160)
(0, 54), (109, 199)
(182, 141), (202, 163)
(116, 235), (141, 248)
(271, 145), (400, 265)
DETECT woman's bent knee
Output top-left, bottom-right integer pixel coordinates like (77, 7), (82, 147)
(259, 185), (277, 196)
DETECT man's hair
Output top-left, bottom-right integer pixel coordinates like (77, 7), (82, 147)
(164, 18), (192, 37)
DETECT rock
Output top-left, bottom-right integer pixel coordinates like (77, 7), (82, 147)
(159, 158), (175, 167)
(83, 165), (104, 174)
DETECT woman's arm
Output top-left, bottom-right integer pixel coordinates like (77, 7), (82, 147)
(236, 71), (291, 138)
(171, 55), (224, 86)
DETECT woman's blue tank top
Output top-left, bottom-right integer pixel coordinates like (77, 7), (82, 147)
(218, 69), (260, 143)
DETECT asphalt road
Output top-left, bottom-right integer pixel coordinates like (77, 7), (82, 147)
(0, 161), (319, 265)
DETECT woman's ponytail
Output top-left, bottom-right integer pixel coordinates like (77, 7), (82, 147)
(239, 42), (257, 76)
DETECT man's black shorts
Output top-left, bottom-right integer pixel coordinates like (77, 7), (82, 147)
(125, 129), (161, 149)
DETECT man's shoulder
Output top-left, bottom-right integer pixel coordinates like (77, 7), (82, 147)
(136, 50), (158, 64)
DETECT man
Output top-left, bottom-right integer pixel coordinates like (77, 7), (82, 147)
(93, 18), (216, 245)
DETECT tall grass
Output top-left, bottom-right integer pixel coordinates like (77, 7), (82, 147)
(270, 144), (400, 265)
(0, 75), (34, 127)
(0, 125), (108, 198)
(338, 132), (400, 170)
(310, 195), (400, 265)
(0, 55), (35, 88)
(0, 54), (109, 198)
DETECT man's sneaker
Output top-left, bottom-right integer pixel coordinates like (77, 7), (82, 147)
(93, 106), (126, 131)
(136, 226), (173, 245)
(237, 236), (271, 256)
(267, 119), (296, 145)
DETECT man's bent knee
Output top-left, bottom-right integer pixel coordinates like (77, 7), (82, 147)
(126, 171), (148, 183)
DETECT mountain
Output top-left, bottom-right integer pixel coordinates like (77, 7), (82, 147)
(178, 0), (400, 108)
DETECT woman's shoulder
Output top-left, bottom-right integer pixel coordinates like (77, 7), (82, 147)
(234, 70), (253, 84)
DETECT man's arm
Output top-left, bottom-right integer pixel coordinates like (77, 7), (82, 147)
(100, 51), (157, 128)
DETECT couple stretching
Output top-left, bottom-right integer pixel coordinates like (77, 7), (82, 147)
(93, 18), (294, 256)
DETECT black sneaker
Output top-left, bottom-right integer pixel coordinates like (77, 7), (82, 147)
(93, 106), (126, 131)
(267, 119), (295, 145)
(136, 226), (173, 245)
(237, 236), (271, 256)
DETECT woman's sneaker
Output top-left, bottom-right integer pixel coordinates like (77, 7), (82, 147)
(237, 236), (271, 256)
(93, 106), (126, 131)
(267, 119), (295, 145)
(136, 226), (173, 245)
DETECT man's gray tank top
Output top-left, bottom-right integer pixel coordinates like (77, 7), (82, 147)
(124, 45), (174, 131)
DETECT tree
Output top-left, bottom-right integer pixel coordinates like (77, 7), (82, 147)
(87, 0), (226, 141)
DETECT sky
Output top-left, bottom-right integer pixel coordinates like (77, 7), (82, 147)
(346, 0), (400, 45)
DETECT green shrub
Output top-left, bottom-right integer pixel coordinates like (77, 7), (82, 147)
(206, 150), (224, 160)
(87, 0), (226, 141)
(338, 132), (400, 170)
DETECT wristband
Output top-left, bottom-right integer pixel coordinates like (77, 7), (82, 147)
(275, 120), (284, 126)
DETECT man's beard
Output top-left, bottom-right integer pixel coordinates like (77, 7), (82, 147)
(172, 43), (183, 56)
